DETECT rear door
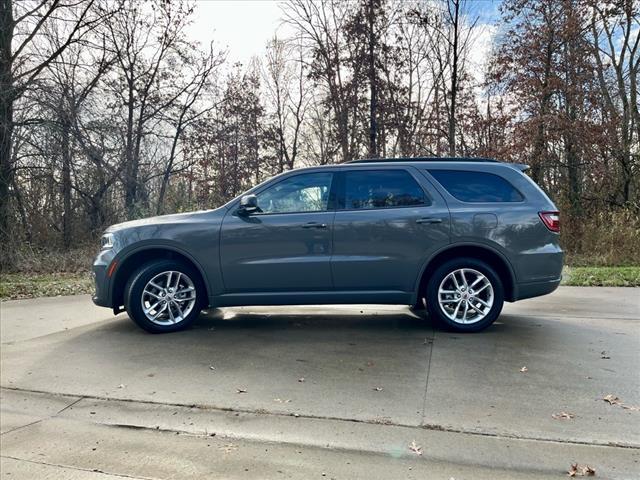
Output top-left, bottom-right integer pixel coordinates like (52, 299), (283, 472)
(330, 167), (450, 294)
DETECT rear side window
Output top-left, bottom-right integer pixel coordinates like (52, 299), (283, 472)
(428, 170), (524, 202)
(342, 170), (429, 209)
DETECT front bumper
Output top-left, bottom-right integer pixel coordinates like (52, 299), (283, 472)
(92, 248), (116, 308)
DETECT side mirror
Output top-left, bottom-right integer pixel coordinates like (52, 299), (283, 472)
(238, 194), (259, 215)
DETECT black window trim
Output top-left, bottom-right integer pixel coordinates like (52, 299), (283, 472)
(426, 169), (526, 204)
(335, 168), (432, 212)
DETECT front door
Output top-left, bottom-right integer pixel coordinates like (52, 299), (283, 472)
(220, 171), (335, 293)
(331, 167), (450, 293)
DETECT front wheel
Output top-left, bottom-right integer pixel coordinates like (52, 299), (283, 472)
(425, 258), (504, 332)
(124, 260), (205, 333)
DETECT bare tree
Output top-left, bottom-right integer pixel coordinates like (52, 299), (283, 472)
(1, 0), (109, 260)
(263, 34), (308, 172)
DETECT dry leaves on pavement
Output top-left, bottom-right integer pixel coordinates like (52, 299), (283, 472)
(219, 443), (238, 453)
(603, 394), (621, 405)
(621, 404), (640, 411)
(409, 440), (423, 456)
(552, 412), (575, 420)
(567, 463), (595, 476)
(603, 394), (639, 411)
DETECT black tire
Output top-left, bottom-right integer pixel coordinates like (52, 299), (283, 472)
(425, 257), (504, 333)
(124, 259), (205, 333)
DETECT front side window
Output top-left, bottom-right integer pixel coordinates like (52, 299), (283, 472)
(257, 172), (333, 214)
(428, 170), (524, 202)
(342, 170), (428, 210)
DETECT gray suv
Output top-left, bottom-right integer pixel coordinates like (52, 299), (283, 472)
(93, 158), (563, 333)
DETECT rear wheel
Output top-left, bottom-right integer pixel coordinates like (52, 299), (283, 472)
(124, 259), (205, 333)
(425, 258), (504, 332)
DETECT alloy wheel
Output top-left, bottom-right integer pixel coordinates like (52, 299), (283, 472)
(437, 268), (494, 324)
(140, 271), (197, 325)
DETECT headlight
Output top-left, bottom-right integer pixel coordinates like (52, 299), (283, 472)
(101, 233), (115, 249)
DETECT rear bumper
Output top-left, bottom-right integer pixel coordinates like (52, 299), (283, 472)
(513, 277), (561, 301)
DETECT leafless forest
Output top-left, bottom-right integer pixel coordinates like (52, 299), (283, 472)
(0, 0), (638, 271)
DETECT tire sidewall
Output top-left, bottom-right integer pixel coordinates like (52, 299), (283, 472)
(125, 260), (205, 333)
(426, 258), (504, 332)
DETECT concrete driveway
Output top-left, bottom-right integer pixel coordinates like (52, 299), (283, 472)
(1, 287), (639, 479)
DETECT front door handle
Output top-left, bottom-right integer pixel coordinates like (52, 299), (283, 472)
(301, 222), (328, 229)
(416, 217), (443, 224)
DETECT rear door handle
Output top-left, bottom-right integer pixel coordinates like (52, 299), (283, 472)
(301, 222), (327, 229)
(416, 217), (443, 224)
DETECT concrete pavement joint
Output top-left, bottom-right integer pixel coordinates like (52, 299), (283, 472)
(56, 396), (85, 415)
(419, 330), (435, 427)
(3, 385), (638, 450)
(0, 394), (85, 437)
(0, 418), (44, 437)
(1, 455), (157, 479)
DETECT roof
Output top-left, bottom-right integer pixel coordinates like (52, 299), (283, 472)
(347, 157), (499, 164)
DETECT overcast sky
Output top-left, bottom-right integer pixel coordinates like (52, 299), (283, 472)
(188, 1), (288, 65)
(187, 0), (500, 77)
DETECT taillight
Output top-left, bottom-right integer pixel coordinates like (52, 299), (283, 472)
(539, 211), (560, 232)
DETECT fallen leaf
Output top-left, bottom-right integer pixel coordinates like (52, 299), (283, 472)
(298, 377), (305, 383)
(567, 463), (595, 476)
(600, 351), (610, 359)
(236, 388), (247, 394)
(552, 412), (575, 420)
(603, 394), (620, 405)
(621, 405), (640, 411)
(219, 443), (238, 453)
(520, 366), (528, 373)
(409, 440), (422, 455)
(373, 386), (383, 392)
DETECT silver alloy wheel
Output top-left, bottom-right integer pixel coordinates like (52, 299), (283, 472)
(438, 268), (494, 324)
(141, 271), (197, 326)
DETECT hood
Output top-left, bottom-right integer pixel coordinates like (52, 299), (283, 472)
(105, 208), (224, 233)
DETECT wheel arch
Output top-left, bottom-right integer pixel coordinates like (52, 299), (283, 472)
(415, 244), (517, 303)
(109, 246), (210, 309)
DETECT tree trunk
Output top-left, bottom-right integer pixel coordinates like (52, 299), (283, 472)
(157, 126), (181, 215)
(448, 0), (460, 157)
(0, 0), (14, 257)
(61, 112), (72, 249)
(123, 68), (137, 218)
(368, 0), (378, 158)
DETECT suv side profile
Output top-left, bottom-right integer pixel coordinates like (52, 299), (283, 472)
(93, 158), (563, 333)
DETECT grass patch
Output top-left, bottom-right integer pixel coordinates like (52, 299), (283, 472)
(562, 266), (640, 287)
(0, 272), (93, 301)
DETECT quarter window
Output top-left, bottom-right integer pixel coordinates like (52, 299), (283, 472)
(428, 170), (524, 203)
(257, 172), (333, 214)
(342, 170), (428, 210)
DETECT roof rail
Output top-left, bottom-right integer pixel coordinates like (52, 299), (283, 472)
(347, 157), (500, 164)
